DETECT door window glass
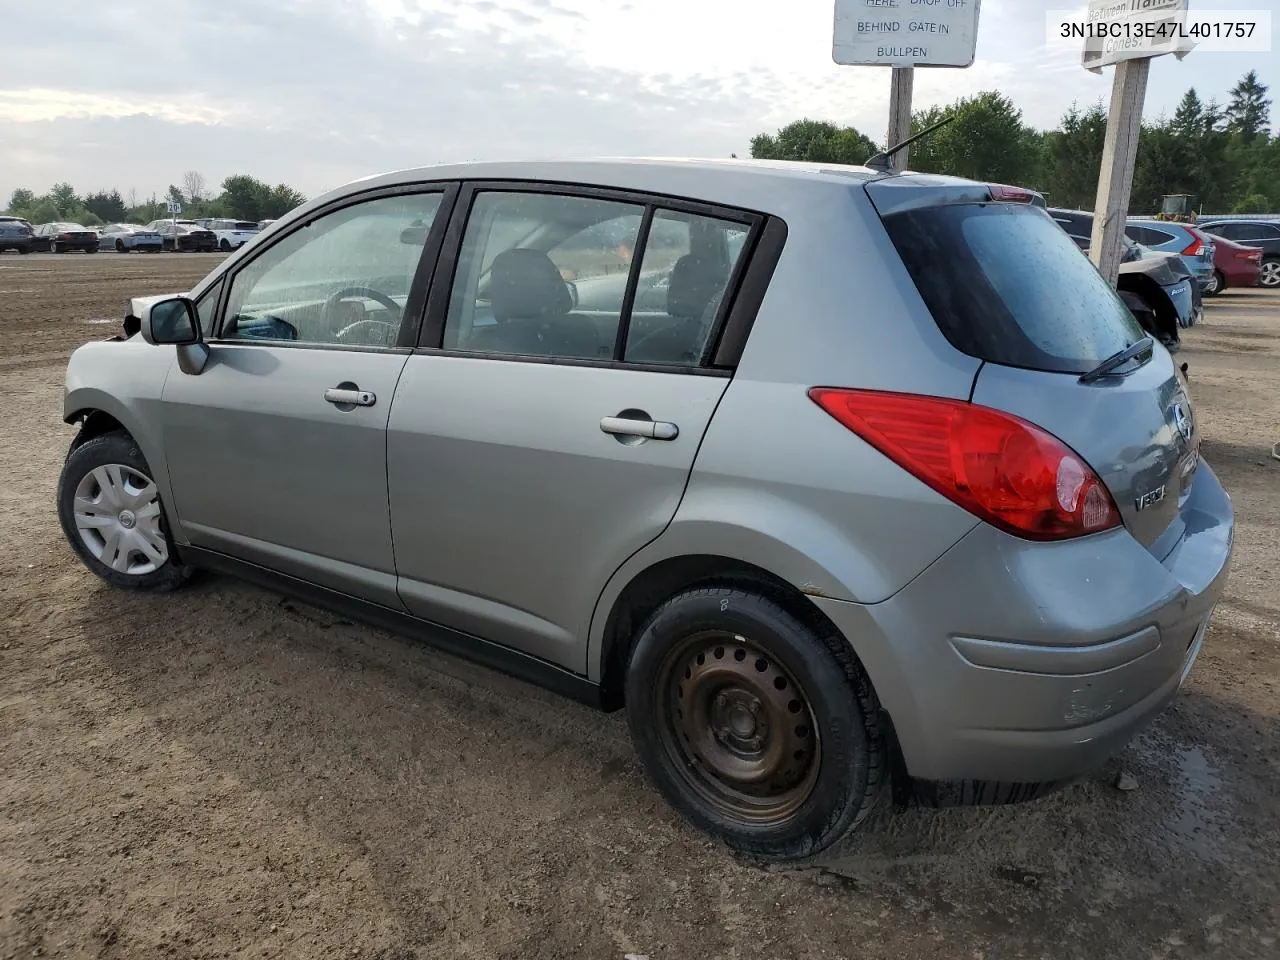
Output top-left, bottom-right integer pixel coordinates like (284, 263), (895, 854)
(443, 192), (644, 360)
(624, 210), (750, 365)
(221, 192), (442, 347)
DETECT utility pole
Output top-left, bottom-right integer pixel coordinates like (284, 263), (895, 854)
(1089, 59), (1151, 286)
(886, 68), (915, 172)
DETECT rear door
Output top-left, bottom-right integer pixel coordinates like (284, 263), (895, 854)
(877, 197), (1199, 556)
(387, 185), (758, 670)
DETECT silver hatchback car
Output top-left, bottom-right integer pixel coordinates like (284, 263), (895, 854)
(57, 159), (1233, 861)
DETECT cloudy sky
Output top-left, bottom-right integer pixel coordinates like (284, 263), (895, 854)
(1, 0), (1274, 206)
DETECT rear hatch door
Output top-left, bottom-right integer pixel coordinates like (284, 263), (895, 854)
(871, 191), (1199, 555)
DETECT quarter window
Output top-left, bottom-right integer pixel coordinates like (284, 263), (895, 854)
(624, 210), (749, 365)
(221, 192), (442, 347)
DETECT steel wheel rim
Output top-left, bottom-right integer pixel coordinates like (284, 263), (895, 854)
(1260, 261), (1280, 287)
(1205, 273), (1219, 294)
(656, 631), (821, 825)
(72, 463), (168, 575)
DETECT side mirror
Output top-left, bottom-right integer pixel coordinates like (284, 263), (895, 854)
(138, 296), (201, 346)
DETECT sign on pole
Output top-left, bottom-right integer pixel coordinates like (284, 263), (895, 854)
(1084, 0), (1193, 286)
(1082, 0), (1194, 73)
(833, 0), (983, 68)
(833, 0), (983, 172)
(166, 200), (182, 214)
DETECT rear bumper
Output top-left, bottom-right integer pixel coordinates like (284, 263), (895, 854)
(812, 460), (1234, 785)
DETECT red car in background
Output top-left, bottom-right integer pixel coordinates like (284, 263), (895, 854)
(1204, 232), (1262, 296)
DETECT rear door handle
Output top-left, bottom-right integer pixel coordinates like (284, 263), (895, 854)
(600, 416), (679, 441)
(324, 387), (376, 407)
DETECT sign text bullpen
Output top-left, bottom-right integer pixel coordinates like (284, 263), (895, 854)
(833, 0), (982, 67)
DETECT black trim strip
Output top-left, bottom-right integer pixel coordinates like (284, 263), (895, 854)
(180, 546), (609, 710)
(613, 205), (654, 362)
(418, 182), (477, 349)
(396, 183), (460, 349)
(712, 215), (788, 368)
(408, 346), (731, 377)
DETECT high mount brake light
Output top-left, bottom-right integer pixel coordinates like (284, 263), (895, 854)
(988, 185), (1035, 204)
(808, 388), (1122, 541)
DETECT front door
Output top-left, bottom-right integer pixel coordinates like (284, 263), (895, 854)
(161, 189), (449, 606)
(388, 187), (755, 669)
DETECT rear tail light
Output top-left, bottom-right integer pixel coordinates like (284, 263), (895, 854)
(808, 388), (1122, 541)
(1177, 227), (1208, 253)
(59, 232), (70, 240)
(1237, 250), (1262, 261)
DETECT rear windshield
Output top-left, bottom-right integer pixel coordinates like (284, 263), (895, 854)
(882, 203), (1144, 375)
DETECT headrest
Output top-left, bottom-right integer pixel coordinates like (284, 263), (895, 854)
(667, 254), (727, 321)
(490, 248), (572, 322)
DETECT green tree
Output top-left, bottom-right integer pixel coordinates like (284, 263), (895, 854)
(84, 190), (128, 223)
(262, 183), (306, 219)
(907, 92), (1038, 186)
(1225, 70), (1272, 143)
(48, 182), (81, 218)
(749, 119), (878, 165)
(6, 188), (36, 214)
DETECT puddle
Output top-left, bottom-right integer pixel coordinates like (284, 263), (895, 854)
(0, 289), (35, 294)
(1167, 744), (1226, 860)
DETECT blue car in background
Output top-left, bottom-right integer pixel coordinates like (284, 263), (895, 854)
(1125, 220), (1216, 290)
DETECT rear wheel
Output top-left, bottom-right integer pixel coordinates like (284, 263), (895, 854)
(52, 241), (62, 254)
(219, 239), (232, 251)
(57, 431), (192, 592)
(1204, 270), (1224, 297)
(115, 240), (126, 253)
(1261, 258), (1280, 289)
(625, 587), (885, 862)
(18, 245), (31, 255)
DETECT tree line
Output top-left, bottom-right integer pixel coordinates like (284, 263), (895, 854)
(750, 70), (1277, 215)
(3, 173), (307, 226)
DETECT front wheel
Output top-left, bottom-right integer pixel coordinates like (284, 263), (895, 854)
(1260, 258), (1280, 289)
(57, 431), (193, 592)
(625, 587), (885, 862)
(219, 239), (232, 251)
(116, 240), (126, 253)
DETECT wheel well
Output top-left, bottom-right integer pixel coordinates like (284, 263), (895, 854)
(66, 409), (127, 452)
(599, 555), (853, 709)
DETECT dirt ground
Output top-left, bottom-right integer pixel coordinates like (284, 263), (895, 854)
(1, 251), (1278, 960)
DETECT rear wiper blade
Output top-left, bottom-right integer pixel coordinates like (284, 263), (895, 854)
(1079, 336), (1154, 383)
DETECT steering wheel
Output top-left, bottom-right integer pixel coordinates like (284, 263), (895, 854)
(325, 286), (403, 345)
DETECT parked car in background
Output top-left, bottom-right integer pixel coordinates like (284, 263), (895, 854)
(156, 222), (218, 252)
(56, 158), (1232, 862)
(257, 219), (277, 230)
(1197, 219), (1280, 289)
(1049, 208), (1197, 347)
(1203, 233), (1263, 295)
(32, 222), (99, 253)
(0, 216), (34, 254)
(96, 223), (164, 253)
(208, 218), (260, 251)
(1125, 220), (1215, 290)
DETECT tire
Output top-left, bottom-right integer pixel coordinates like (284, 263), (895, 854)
(52, 242), (62, 254)
(1260, 258), (1280, 289)
(18, 245), (31, 255)
(57, 431), (192, 592)
(116, 240), (126, 253)
(86, 246), (98, 254)
(625, 586), (885, 862)
(1204, 270), (1224, 297)
(219, 239), (231, 251)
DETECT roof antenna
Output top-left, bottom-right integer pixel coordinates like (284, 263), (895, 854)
(865, 114), (955, 173)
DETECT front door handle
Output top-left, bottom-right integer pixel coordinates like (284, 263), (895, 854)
(324, 387), (376, 407)
(600, 416), (679, 441)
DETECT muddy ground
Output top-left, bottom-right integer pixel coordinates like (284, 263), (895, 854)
(1, 252), (1278, 959)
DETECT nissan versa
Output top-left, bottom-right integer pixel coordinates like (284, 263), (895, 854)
(57, 159), (1233, 861)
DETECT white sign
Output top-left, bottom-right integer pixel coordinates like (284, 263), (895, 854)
(1080, 0), (1194, 72)
(166, 200), (182, 214)
(833, 0), (983, 68)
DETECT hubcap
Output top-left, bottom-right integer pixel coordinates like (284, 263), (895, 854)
(1260, 261), (1280, 288)
(657, 632), (820, 824)
(72, 463), (168, 575)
